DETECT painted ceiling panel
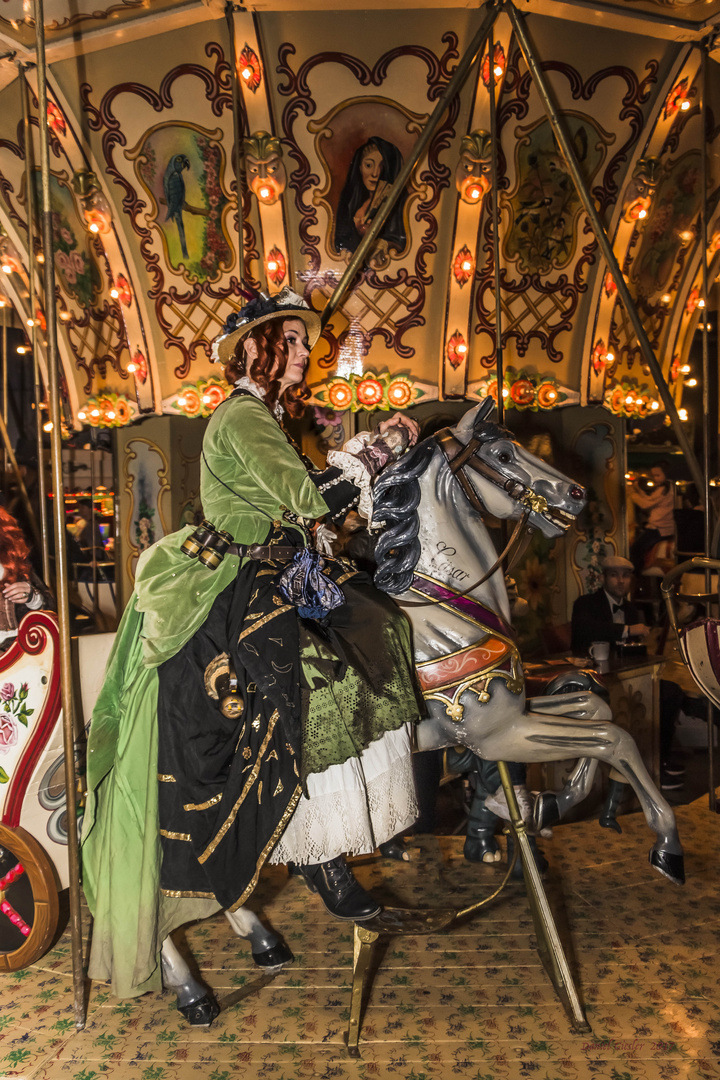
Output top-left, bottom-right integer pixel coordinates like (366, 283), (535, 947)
(0, 1), (716, 432)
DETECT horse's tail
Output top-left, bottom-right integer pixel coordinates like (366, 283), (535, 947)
(372, 438), (436, 595)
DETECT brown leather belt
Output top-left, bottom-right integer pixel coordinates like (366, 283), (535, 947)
(227, 543), (299, 561)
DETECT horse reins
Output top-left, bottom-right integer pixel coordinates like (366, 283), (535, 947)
(395, 428), (537, 610)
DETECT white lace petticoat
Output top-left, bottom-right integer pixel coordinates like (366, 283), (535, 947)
(269, 724), (418, 865)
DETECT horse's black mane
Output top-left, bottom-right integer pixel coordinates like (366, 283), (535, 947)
(372, 436), (438, 595)
(373, 413), (513, 595)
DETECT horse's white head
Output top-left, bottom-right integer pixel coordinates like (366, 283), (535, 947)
(449, 400), (586, 538)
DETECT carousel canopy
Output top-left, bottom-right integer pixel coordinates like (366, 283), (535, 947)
(0, 0), (717, 440)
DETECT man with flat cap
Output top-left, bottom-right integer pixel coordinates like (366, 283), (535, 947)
(571, 554), (684, 794)
(571, 555), (649, 657)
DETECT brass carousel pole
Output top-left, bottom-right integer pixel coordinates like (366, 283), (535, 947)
(321, 0), (500, 330)
(2, 302), (6, 476)
(20, 61), (51, 585)
(33, 0), (85, 1028)
(506, 0), (705, 496)
(225, 2), (245, 279)
(699, 45), (716, 811)
(488, 22), (504, 426)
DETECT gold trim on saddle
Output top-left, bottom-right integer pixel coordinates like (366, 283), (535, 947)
(412, 574), (523, 723)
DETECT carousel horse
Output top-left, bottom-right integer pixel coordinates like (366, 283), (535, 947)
(371, 399), (684, 885)
(160, 399), (685, 1024)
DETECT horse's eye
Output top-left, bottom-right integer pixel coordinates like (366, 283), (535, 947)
(497, 451), (512, 464)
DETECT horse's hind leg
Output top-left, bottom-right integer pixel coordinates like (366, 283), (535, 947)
(533, 757), (600, 830)
(480, 699), (684, 885)
(161, 935), (220, 1027)
(225, 907), (294, 968)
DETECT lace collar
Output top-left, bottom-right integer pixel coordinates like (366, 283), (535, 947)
(234, 376), (284, 420)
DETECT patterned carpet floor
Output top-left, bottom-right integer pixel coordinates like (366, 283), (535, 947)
(1, 793), (719, 1080)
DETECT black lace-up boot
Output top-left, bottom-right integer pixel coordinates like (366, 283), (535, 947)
(300, 856), (382, 921)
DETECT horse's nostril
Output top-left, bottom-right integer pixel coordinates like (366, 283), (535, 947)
(570, 485), (584, 501)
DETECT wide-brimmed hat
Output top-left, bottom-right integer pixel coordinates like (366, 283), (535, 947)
(211, 287), (321, 365)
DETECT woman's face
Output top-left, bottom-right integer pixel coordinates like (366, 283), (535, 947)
(274, 318), (310, 393)
(360, 147), (383, 192)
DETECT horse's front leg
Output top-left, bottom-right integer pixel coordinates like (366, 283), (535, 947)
(225, 906), (293, 968)
(161, 935), (220, 1027)
(477, 697), (684, 886)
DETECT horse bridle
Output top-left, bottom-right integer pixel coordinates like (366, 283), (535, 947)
(396, 428), (537, 609)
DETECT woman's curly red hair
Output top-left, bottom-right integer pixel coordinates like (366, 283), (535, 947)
(0, 506), (31, 585)
(225, 317), (310, 418)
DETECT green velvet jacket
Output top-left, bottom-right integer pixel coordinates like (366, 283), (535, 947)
(82, 394), (331, 997)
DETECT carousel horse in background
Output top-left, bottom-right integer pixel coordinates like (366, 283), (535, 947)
(157, 399), (684, 1023)
(372, 399), (685, 886)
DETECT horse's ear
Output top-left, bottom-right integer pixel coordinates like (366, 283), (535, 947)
(474, 397), (496, 428)
(451, 398), (496, 441)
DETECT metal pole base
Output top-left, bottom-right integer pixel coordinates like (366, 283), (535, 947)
(496, 761), (591, 1035)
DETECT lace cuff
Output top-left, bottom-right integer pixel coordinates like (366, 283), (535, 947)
(327, 432), (399, 520)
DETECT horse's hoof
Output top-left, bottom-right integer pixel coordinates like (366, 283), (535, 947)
(599, 815), (622, 834)
(533, 792), (560, 832)
(649, 848), (685, 886)
(177, 994), (220, 1027)
(379, 838), (410, 862)
(464, 835), (499, 864)
(252, 942), (294, 968)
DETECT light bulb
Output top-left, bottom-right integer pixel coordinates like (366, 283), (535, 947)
(494, 64), (503, 77)
(259, 186), (271, 200)
(461, 260), (472, 272)
(89, 222), (99, 233)
(501, 387), (509, 398)
(687, 378), (698, 387)
(106, 411), (116, 420)
(78, 411), (86, 421)
(1, 264), (12, 274)
(16, 346), (27, 354)
(241, 66), (253, 80)
(606, 351), (614, 363)
(127, 362), (137, 373)
(59, 310), (71, 321)
(43, 421), (53, 432)
(651, 400), (660, 410)
(90, 408), (100, 418)
(202, 394), (211, 404)
(680, 364), (691, 374)
(638, 208), (647, 219)
(267, 260), (278, 272)
(456, 343), (467, 355)
(698, 299), (705, 308)
(178, 396), (187, 408)
(26, 318), (33, 327)
(625, 395), (634, 406)
(468, 186), (481, 200)
(110, 288), (119, 299)
(679, 408), (688, 420)
(661, 294), (671, 303)
(680, 100), (691, 111)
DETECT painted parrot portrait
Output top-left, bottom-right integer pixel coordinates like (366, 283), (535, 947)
(163, 153), (191, 258)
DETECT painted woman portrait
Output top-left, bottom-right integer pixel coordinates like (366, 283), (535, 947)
(333, 136), (407, 257)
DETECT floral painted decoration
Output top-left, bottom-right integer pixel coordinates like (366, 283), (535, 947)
(311, 371), (428, 413)
(171, 378), (231, 419)
(473, 367), (576, 411)
(78, 393), (138, 428)
(0, 682), (33, 783)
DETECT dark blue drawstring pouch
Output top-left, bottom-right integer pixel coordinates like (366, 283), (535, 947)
(278, 548), (345, 620)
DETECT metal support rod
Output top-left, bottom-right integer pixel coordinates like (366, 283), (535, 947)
(20, 62), (51, 586)
(700, 47), (716, 811)
(33, 0), (85, 1030)
(321, 1), (499, 330)
(225, 1), (245, 280)
(488, 21), (504, 427)
(506, 0), (705, 496)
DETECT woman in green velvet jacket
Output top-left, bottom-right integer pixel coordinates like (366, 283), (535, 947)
(81, 289), (421, 1000)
